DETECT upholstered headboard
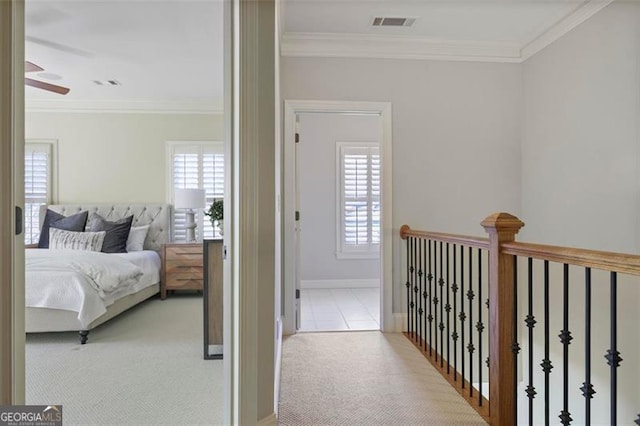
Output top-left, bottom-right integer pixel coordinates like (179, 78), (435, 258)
(41, 203), (171, 252)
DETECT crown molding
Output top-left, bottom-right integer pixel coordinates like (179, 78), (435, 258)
(24, 98), (223, 114)
(520, 0), (614, 61)
(280, 0), (613, 63)
(281, 32), (522, 63)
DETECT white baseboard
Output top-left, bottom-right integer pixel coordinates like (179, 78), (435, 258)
(300, 279), (379, 289)
(393, 313), (407, 332)
(274, 317), (283, 416)
(257, 412), (277, 426)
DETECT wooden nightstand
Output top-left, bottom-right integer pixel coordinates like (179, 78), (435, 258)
(161, 242), (203, 299)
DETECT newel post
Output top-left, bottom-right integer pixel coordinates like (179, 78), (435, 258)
(481, 212), (524, 426)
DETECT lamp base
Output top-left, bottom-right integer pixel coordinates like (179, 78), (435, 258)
(185, 210), (197, 242)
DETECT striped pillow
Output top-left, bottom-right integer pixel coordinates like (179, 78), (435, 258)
(49, 228), (106, 252)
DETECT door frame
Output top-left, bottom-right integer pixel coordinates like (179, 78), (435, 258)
(1, 0), (25, 405)
(282, 100), (393, 335)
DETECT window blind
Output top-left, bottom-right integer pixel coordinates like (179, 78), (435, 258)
(339, 143), (380, 257)
(24, 144), (52, 244)
(169, 143), (224, 241)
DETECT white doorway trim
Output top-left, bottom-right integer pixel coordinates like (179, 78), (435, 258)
(283, 100), (393, 335)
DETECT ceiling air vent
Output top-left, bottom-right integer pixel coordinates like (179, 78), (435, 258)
(371, 17), (416, 27)
(93, 80), (121, 86)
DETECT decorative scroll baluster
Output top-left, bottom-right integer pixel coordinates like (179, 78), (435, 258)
(467, 246), (475, 398)
(406, 237), (411, 336)
(477, 248), (484, 406)
(541, 260), (552, 425)
(605, 272), (621, 425)
(439, 241), (445, 368)
(460, 245), (466, 389)
(413, 237), (417, 337)
(452, 244), (458, 381)
(417, 238), (423, 345)
(446, 242), (451, 374)
(423, 239), (428, 350)
(434, 241), (440, 363)
(526, 257), (537, 426)
(428, 240), (434, 357)
(512, 257), (520, 426)
(559, 264), (573, 425)
(581, 268), (594, 426)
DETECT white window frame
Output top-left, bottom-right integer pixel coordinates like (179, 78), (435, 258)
(336, 141), (380, 259)
(24, 139), (57, 244)
(166, 141), (224, 242)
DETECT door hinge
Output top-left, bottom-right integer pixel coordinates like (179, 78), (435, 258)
(296, 289), (300, 299)
(295, 133), (300, 143)
(295, 211), (300, 221)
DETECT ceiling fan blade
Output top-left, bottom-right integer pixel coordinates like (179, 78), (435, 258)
(25, 77), (70, 95)
(25, 61), (44, 73)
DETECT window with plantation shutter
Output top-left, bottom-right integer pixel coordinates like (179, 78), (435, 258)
(24, 142), (55, 244)
(337, 142), (380, 259)
(167, 142), (224, 241)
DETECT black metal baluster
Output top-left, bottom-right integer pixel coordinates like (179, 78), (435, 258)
(541, 260), (553, 426)
(428, 240), (434, 356)
(439, 241), (445, 368)
(423, 239), (428, 351)
(467, 246), (475, 398)
(417, 238), (423, 345)
(526, 257), (537, 426)
(559, 264), (572, 425)
(581, 268), (594, 426)
(605, 272), (621, 426)
(452, 244), (459, 381)
(460, 245), (466, 389)
(446, 243), (451, 373)
(477, 249), (484, 406)
(434, 241), (439, 363)
(405, 237), (411, 334)
(410, 237), (415, 338)
(513, 257), (521, 426)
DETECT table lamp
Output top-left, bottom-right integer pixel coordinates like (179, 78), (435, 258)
(175, 188), (206, 242)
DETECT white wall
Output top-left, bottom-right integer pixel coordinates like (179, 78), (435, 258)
(298, 112), (380, 282)
(521, 2), (640, 424)
(282, 57), (523, 311)
(26, 111), (223, 203)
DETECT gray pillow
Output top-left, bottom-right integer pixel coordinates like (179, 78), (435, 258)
(89, 214), (134, 253)
(38, 209), (89, 249)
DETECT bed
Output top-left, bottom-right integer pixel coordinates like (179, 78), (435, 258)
(25, 203), (171, 344)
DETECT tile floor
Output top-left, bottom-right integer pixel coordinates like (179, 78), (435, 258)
(299, 287), (380, 331)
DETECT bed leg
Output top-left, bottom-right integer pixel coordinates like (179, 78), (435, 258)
(79, 330), (89, 344)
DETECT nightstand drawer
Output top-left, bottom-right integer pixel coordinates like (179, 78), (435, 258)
(165, 246), (203, 258)
(166, 269), (202, 281)
(166, 258), (202, 268)
(165, 277), (202, 290)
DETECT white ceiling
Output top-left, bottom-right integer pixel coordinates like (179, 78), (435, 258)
(25, 0), (610, 110)
(25, 0), (224, 111)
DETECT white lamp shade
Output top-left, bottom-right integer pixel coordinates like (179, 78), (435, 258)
(174, 188), (206, 209)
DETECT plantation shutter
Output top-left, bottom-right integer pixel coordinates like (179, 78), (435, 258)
(170, 142), (224, 241)
(339, 144), (380, 256)
(24, 144), (52, 244)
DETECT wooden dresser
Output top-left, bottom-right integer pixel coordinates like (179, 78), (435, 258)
(161, 242), (203, 299)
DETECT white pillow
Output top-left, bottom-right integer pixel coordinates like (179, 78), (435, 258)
(126, 225), (150, 252)
(49, 228), (106, 252)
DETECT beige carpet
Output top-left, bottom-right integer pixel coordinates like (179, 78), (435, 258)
(26, 294), (224, 425)
(278, 331), (487, 426)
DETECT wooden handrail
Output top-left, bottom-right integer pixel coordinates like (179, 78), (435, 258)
(502, 241), (640, 276)
(400, 225), (489, 250)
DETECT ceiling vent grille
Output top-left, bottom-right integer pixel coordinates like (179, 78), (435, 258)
(371, 17), (416, 27)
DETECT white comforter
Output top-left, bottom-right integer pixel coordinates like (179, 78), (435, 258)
(26, 249), (144, 327)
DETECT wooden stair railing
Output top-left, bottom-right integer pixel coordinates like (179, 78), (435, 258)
(400, 212), (640, 426)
